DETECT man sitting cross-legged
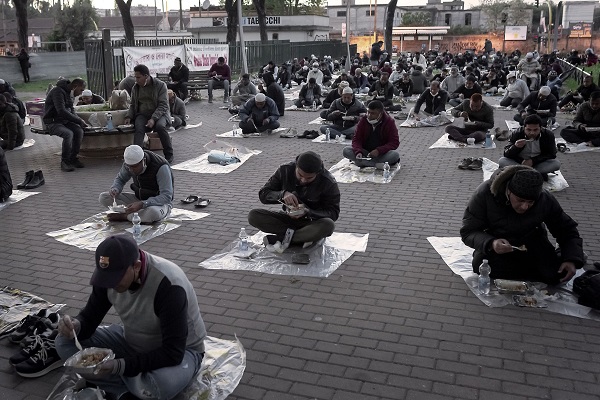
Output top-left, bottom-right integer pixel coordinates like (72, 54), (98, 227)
(560, 90), (600, 147)
(238, 93), (280, 136)
(248, 151), (340, 250)
(294, 78), (322, 108)
(367, 72), (395, 109)
(445, 93), (494, 144)
(319, 87), (367, 140)
(499, 114), (560, 181)
(410, 80), (448, 119)
(513, 86), (557, 127)
(342, 100), (400, 169)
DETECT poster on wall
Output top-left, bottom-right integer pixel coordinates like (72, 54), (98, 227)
(184, 44), (230, 71)
(504, 26), (528, 41)
(569, 22), (592, 38)
(122, 46), (185, 76)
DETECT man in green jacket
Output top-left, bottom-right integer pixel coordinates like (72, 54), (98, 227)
(445, 93), (494, 143)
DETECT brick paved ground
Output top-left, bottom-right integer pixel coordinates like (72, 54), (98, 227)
(1, 88), (599, 400)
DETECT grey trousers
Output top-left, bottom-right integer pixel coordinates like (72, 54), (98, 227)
(343, 146), (400, 169)
(319, 124), (357, 139)
(498, 157), (561, 174)
(99, 192), (172, 223)
(248, 209), (335, 244)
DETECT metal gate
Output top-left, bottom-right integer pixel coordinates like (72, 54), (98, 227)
(84, 30), (114, 100)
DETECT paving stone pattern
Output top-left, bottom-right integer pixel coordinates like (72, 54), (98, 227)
(1, 90), (599, 400)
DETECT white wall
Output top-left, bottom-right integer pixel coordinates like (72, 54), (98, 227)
(327, 5), (402, 35)
(562, 1), (597, 26)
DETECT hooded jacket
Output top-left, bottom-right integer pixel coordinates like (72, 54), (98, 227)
(0, 103), (25, 150)
(460, 166), (584, 268)
(351, 111), (399, 156)
(410, 70), (428, 94)
(43, 79), (85, 125)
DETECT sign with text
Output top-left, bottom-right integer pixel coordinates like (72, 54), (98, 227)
(184, 44), (229, 71)
(504, 26), (527, 41)
(243, 16), (281, 25)
(569, 22), (592, 38)
(123, 46), (185, 76)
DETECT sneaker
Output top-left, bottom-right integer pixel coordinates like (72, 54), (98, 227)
(457, 158), (473, 170)
(10, 329), (58, 366)
(467, 158), (483, 170)
(20, 313), (60, 348)
(208, 97), (213, 104)
(10, 309), (49, 344)
(70, 158), (85, 168)
(495, 130), (510, 141)
(14, 336), (63, 378)
(280, 128), (297, 138)
(61, 161), (75, 172)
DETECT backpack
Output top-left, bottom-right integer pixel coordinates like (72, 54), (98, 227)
(573, 270), (600, 309)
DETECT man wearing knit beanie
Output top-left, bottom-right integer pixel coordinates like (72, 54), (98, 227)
(461, 165), (584, 285)
(248, 151), (340, 251)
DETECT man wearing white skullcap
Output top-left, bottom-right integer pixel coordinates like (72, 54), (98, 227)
(76, 89), (105, 106)
(98, 144), (174, 223)
(319, 86), (367, 140)
(514, 85), (557, 127)
(237, 93), (280, 136)
(517, 52), (542, 90)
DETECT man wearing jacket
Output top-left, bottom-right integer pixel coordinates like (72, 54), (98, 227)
(168, 89), (186, 129)
(514, 86), (557, 127)
(411, 81), (448, 119)
(55, 235), (206, 400)
(367, 72), (395, 108)
(124, 64), (173, 163)
(320, 87), (367, 140)
(560, 90), (600, 147)
(0, 94), (25, 150)
(238, 93), (280, 136)
(248, 151), (340, 247)
(461, 165), (583, 285)
(343, 100), (400, 169)
(43, 78), (88, 171)
(353, 68), (371, 94)
(99, 145), (173, 223)
(294, 78), (322, 108)
(445, 93), (494, 143)
(499, 114), (560, 180)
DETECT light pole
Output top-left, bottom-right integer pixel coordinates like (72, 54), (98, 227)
(552, 1), (562, 52)
(237, 0), (248, 74)
(345, 0), (353, 71)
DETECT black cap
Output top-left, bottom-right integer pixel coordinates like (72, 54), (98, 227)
(90, 235), (139, 288)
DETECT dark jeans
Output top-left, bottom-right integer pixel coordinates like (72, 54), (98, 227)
(167, 82), (188, 100)
(133, 114), (173, 159)
(47, 122), (84, 162)
(558, 93), (584, 108)
(20, 65), (30, 83)
(500, 97), (521, 108)
(238, 118), (280, 134)
(444, 126), (486, 143)
(248, 209), (335, 244)
(514, 112), (551, 127)
(560, 126), (597, 144)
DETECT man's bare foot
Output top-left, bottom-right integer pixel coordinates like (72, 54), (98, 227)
(107, 212), (129, 222)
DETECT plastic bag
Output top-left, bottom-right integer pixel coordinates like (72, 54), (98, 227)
(88, 113), (100, 128)
(46, 373), (106, 400)
(207, 150), (241, 165)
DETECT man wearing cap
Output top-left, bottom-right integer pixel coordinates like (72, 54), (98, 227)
(238, 93), (280, 136)
(461, 165), (584, 285)
(320, 87), (367, 140)
(518, 52), (542, 91)
(167, 57), (189, 100)
(76, 89), (105, 106)
(320, 81), (349, 115)
(449, 76), (483, 107)
(560, 90), (600, 147)
(499, 114), (560, 180)
(343, 100), (400, 168)
(353, 68), (371, 94)
(207, 56), (231, 103)
(55, 235), (206, 400)
(305, 62), (324, 87)
(124, 64), (173, 164)
(500, 72), (530, 108)
(99, 145), (174, 223)
(0, 79), (16, 97)
(514, 86), (557, 127)
(295, 78), (322, 109)
(248, 151), (340, 248)
(446, 93), (494, 144)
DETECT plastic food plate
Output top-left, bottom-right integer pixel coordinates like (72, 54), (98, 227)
(512, 295), (547, 308)
(108, 205), (126, 213)
(64, 347), (115, 374)
(494, 279), (529, 294)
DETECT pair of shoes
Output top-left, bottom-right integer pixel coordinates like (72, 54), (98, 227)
(19, 313), (60, 348)
(12, 330), (63, 378)
(557, 143), (570, 153)
(16, 170), (45, 189)
(495, 129), (510, 141)
(458, 157), (482, 170)
(280, 128), (297, 138)
(195, 198), (210, 208)
(61, 161), (75, 172)
(180, 195), (199, 204)
(9, 309), (51, 344)
(304, 130), (319, 140)
(10, 328), (58, 366)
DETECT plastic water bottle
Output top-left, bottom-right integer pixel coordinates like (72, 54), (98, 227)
(383, 162), (391, 183)
(484, 131), (492, 148)
(106, 112), (113, 130)
(132, 212), (141, 240)
(232, 124), (237, 136)
(399, 91), (404, 101)
(239, 228), (248, 252)
(478, 259), (491, 295)
(312, 101), (317, 111)
(325, 127), (331, 142)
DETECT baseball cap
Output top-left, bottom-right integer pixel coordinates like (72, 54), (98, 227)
(90, 236), (139, 288)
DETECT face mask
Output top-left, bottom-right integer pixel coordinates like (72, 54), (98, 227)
(312, 68), (318, 72)
(367, 118), (379, 125)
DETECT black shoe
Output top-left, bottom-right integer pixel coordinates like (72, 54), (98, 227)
(458, 158), (473, 170)
(13, 336), (63, 378)
(70, 158), (85, 168)
(25, 170), (45, 189)
(305, 130), (319, 140)
(16, 170), (34, 189)
(9, 309), (49, 344)
(20, 313), (60, 348)
(467, 158), (483, 170)
(61, 161), (75, 172)
(10, 329), (58, 366)
(263, 234), (281, 246)
(297, 130), (309, 139)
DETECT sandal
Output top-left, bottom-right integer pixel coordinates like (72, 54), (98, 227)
(195, 198), (211, 208)
(557, 143), (569, 153)
(181, 195), (199, 204)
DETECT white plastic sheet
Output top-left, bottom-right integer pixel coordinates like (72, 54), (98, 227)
(427, 236), (600, 320)
(556, 137), (600, 153)
(482, 157), (569, 192)
(47, 209), (209, 251)
(12, 138), (35, 150)
(179, 122), (203, 131)
(216, 127), (287, 138)
(308, 117), (325, 125)
(0, 190), (40, 211)
(311, 134), (352, 145)
(328, 158), (401, 184)
(0, 286), (64, 338)
(505, 120), (520, 131)
(493, 105), (514, 110)
(284, 105), (321, 112)
(171, 140), (261, 174)
(400, 112), (454, 128)
(199, 231), (369, 278)
(429, 133), (497, 149)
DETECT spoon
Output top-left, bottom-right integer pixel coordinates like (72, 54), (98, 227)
(112, 196), (117, 208)
(73, 328), (82, 351)
(511, 245), (527, 252)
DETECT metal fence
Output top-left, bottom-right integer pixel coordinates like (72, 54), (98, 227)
(557, 58), (591, 85)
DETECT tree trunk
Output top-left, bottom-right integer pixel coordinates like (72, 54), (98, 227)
(115, 0), (135, 43)
(225, 0), (239, 44)
(385, 0), (398, 54)
(253, 0), (268, 42)
(13, 0), (28, 49)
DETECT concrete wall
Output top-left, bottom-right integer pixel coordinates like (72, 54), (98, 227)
(0, 51), (86, 83)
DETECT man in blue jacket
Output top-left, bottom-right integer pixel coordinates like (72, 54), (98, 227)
(238, 93), (280, 136)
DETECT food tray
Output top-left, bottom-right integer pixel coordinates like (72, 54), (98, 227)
(494, 279), (529, 294)
(108, 205), (126, 213)
(513, 295), (547, 308)
(64, 347), (114, 374)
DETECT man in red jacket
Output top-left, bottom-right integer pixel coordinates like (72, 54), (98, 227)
(342, 100), (400, 169)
